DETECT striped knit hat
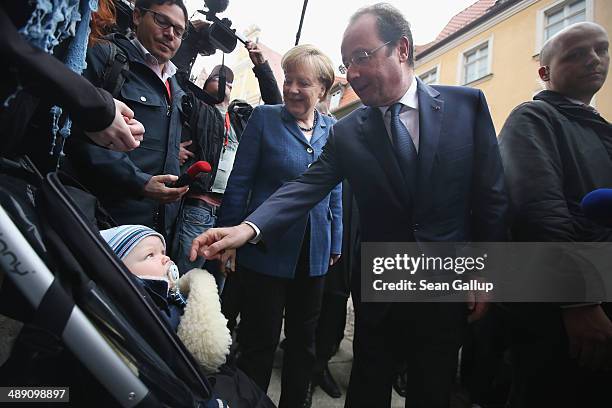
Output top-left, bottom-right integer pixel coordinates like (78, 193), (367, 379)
(100, 225), (166, 260)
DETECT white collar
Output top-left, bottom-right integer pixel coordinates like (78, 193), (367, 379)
(379, 76), (419, 116)
(130, 37), (177, 80)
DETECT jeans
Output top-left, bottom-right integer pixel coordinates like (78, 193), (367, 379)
(171, 202), (225, 290)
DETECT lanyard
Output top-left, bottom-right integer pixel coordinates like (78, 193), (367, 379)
(224, 111), (231, 148)
(164, 79), (172, 102)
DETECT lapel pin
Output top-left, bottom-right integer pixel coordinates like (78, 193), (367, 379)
(432, 105), (440, 111)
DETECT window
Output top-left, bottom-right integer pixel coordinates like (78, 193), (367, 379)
(544, 0), (586, 41)
(330, 89), (343, 110)
(419, 67), (439, 85)
(462, 42), (489, 84)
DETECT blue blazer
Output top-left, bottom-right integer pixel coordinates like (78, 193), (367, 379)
(246, 79), (508, 319)
(218, 104), (342, 278)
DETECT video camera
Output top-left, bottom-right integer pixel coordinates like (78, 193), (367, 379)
(172, 0), (247, 74)
(114, 0), (243, 104)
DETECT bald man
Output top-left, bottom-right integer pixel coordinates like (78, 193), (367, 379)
(499, 22), (611, 407)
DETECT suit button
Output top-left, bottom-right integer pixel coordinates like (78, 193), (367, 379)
(306, 147), (314, 154)
(412, 223), (419, 231)
(307, 163), (312, 168)
(140, 96), (147, 102)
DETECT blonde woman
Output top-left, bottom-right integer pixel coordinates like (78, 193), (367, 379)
(217, 44), (342, 406)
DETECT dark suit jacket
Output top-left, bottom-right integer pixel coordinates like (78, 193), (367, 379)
(247, 78), (507, 318)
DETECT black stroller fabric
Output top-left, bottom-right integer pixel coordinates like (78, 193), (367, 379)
(0, 164), (211, 407)
(214, 363), (277, 408)
(0, 162), (277, 407)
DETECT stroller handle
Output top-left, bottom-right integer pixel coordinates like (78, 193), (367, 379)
(0, 205), (150, 408)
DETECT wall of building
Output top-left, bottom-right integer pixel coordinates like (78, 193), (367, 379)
(415, 0), (611, 133)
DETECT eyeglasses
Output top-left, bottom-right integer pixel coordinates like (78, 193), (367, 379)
(339, 41), (392, 74)
(139, 7), (187, 40)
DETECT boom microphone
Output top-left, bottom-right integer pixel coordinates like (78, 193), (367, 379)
(581, 188), (612, 226)
(204, 0), (229, 14)
(169, 161), (212, 188)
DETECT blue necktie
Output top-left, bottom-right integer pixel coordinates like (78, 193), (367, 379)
(389, 102), (418, 191)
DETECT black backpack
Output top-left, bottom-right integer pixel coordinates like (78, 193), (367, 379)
(101, 40), (130, 98)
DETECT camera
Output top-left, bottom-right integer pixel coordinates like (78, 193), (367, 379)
(172, 0), (247, 75)
(113, 0), (241, 104)
(113, 0), (243, 74)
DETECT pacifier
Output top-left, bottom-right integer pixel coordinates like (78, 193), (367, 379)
(166, 262), (186, 305)
(167, 262), (180, 288)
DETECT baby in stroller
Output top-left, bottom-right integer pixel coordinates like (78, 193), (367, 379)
(100, 225), (231, 374)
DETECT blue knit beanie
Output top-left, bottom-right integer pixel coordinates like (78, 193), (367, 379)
(100, 225), (166, 260)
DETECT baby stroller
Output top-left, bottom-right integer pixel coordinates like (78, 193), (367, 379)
(0, 157), (274, 407)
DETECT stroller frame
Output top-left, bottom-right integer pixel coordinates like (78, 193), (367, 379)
(0, 204), (149, 407)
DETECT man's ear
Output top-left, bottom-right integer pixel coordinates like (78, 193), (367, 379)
(538, 65), (550, 81)
(397, 36), (410, 63)
(133, 8), (143, 29)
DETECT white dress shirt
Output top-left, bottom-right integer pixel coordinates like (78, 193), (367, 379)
(378, 77), (420, 152)
(130, 37), (177, 83)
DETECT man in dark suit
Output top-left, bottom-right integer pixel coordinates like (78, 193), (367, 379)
(191, 4), (507, 407)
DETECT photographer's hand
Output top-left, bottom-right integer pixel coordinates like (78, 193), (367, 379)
(246, 41), (266, 66)
(179, 140), (194, 165)
(143, 175), (189, 203)
(191, 20), (210, 32)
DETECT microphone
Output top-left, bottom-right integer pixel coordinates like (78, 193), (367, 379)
(581, 188), (612, 226)
(169, 161), (212, 188)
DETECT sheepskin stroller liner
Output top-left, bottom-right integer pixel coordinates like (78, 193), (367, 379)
(0, 160), (214, 407)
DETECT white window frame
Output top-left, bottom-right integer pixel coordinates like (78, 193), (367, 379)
(457, 36), (493, 86)
(535, 0), (593, 55)
(419, 64), (441, 85)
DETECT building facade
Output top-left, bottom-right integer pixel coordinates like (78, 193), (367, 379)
(414, 0), (611, 131)
(331, 0), (611, 131)
(224, 26), (284, 106)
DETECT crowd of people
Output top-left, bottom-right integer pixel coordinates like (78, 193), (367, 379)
(1, 0), (611, 407)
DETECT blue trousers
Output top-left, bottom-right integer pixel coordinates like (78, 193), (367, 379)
(171, 202), (225, 291)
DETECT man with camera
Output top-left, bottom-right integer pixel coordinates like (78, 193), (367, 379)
(171, 40), (282, 279)
(68, 0), (191, 239)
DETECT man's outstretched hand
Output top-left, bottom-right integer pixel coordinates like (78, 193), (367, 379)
(190, 224), (257, 262)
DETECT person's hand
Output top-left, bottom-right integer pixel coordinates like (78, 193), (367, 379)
(246, 41), (266, 66)
(191, 19), (210, 32)
(143, 174), (189, 203)
(329, 254), (341, 266)
(125, 117), (145, 142)
(220, 248), (236, 275)
(190, 224), (256, 262)
(179, 140), (195, 165)
(466, 290), (490, 323)
(86, 99), (142, 151)
(562, 305), (612, 370)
